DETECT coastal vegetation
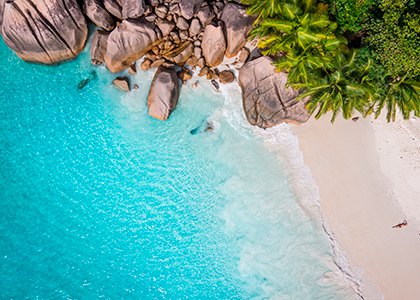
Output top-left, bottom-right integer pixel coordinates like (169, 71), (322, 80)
(243, 0), (420, 122)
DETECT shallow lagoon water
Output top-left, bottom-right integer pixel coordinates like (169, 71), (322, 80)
(0, 35), (359, 299)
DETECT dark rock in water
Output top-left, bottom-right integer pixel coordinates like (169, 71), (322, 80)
(91, 30), (110, 65)
(147, 66), (179, 121)
(211, 79), (219, 90)
(112, 76), (130, 92)
(1, 0), (87, 64)
(239, 56), (310, 128)
(190, 119), (213, 135)
(78, 79), (90, 90)
(220, 2), (256, 58)
(90, 70), (98, 80)
(78, 71), (97, 90)
(177, 69), (192, 81)
(219, 70), (234, 84)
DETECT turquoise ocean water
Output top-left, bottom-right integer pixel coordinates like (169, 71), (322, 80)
(0, 32), (360, 299)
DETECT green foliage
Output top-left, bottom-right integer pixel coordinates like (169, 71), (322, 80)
(247, 0), (375, 122)
(241, 0), (284, 21)
(324, 0), (379, 33)
(243, 0), (420, 122)
(364, 0), (420, 78)
(297, 50), (376, 122)
(249, 0), (346, 89)
(375, 76), (420, 121)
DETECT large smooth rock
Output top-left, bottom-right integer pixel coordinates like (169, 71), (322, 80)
(105, 18), (158, 73)
(220, 3), (256, 58)
(1, 0), (87, 64)
(0, 0), (6, 26)
(121, 0), (145, 19)
(239, 56), (310, 128)
(179, 0), (204, 20)
(147, 66), (179, 121)
(91, 30), (110, 65)
(201, 22), (226, 68)
(104, 0), (122, 19)
(84, 0), (115, 31)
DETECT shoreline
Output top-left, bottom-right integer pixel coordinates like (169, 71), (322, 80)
(290, 113), (420, 299)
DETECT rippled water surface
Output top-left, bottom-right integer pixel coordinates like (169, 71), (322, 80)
(0, 34), (358, 299)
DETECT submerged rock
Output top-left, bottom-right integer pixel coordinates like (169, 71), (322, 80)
(147, 66), (179, 121)
(239, 56), (310, 128)
(1, 0), (88, 64)
(211, 79), (219, 90)
(105, 18), (158, 73)
(78, 71), (98, 90)
(190, 119), (213, 135)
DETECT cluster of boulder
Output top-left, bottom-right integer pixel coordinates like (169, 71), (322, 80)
(0, 0), (310, 127)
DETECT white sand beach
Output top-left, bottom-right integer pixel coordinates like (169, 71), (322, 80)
(290, 113), (420, 299)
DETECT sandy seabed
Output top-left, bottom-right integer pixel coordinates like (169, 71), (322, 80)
(291, 113), (420, 300)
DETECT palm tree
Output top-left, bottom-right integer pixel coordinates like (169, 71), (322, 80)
(374, 76), (420, 122)
(247, 0), (345, 87)
(249, 1), (333, 55)
(297, 50), (376, 122)
(242, 0), (379, 123)
(241, 0), (286, 22)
